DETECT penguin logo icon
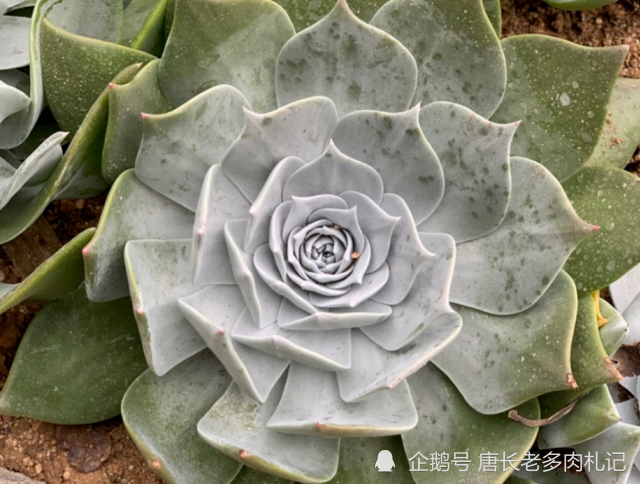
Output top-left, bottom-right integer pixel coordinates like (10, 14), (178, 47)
(375, 450), (395, 472)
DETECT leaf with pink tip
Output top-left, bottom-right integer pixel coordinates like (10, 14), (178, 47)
(267, 362), (417, 438)
(276, 0), (417, 117)
(432, 271), (577, 415)
(198, 378), (340, 483)
(179, 287), (289, 403)
(271, 0), (388, 31)
(538, 384), (620, 450)
(102, 59), (172, 184)
(136, 85), (250, 212)
(0, 64), (141, 244)
(371, 0), (506, 118)
(220, 96), (338, 202)
(282, 143), (383, 206)
(84, 170), (194, 302)
(450, 157), (592, 315)
(403, 364), (539, 484)
(337, 315), (461, 403)
(124, 239), (207, 377)
(362, 232), (456, 352)
(158, 0), (294, 111)
(224, 219), (282, 328)
(232, 310), (351, 372)
(191, 165), (251, 286)
(418, 101), (516, 243)
(492, 35), (626, 182)
(538, 295), (623, 417)
(122, 351), (242, 484)
(332, 107), (443, 225)
(40, 18), (155, 134)
(563, 166), (640, 295)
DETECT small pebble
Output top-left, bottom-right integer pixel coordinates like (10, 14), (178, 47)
(63, 471), (70, 480)
(75, 199), (85, 210)
(35, 463), (42, 474)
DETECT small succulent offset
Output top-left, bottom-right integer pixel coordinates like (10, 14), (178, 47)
(3, 0), (640, 483)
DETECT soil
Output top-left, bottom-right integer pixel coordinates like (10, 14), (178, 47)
(1, 1), (640, 483)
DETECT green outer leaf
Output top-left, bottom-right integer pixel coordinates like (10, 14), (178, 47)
(483, 0), (501, 37)
(371, 0), (506, 119)
(122, 351), (242, 484)
(53, 63), (144, 200)
(539, 295), (621, 415)
(122, 0), (168, 56)
(0, 228), (94, 313)
(538, 384), (620, 449)
(0, 286), (147, 424)
(404, 364), (540, 484)
(563, 166), (640, 294)
(492, 35), (626, 182)
(587, 78), (640, 170)
(158, 0), (294, 112)
(432, 271), (577, 415)
(0, 64), (141, 244)
(271, 0), (387, 31)
(505, 477), (537, 484)
(40, 17), (155, 134)
(543, 0), (619, 10)
(232, 467), (291, 484)
(46, 0), (123, 44)
(505, 478), (536, 484)
(327, 436), (412, 483)
(102, 59), (172, 184)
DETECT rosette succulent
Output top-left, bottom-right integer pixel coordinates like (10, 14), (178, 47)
(3, 0), (640, 483)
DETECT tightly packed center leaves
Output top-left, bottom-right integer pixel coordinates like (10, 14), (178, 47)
(73, 0), (610, 481)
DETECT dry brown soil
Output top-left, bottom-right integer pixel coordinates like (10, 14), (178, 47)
(1, 1), (640, 483)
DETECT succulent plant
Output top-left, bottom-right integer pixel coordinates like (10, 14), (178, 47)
(541, 0), (619, 10)
(3, 0), (640, 483)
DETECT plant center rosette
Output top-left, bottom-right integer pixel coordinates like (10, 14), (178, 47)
(77, 1), (609, 481)
(177, 99), (469, 480)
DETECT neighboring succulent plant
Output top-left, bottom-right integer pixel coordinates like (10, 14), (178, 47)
(3, 0), (640, 483)
(541, 0), (619, 10)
